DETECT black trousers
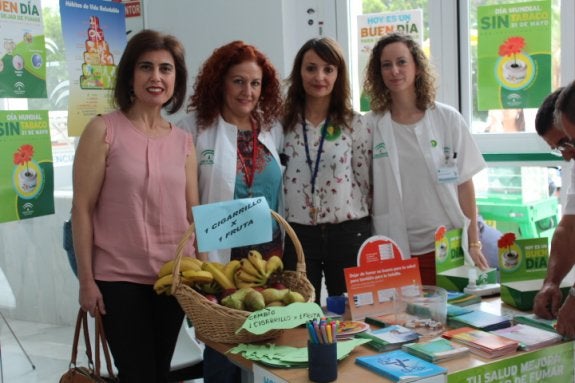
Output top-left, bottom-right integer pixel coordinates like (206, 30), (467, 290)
(284, 216), (372, 305)
(97, 281), (184, 383)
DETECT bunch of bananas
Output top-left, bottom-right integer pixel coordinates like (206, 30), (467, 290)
(234, 250), (283, 288)
(154, 250), (285, 297)
(153, 257), (213, 295)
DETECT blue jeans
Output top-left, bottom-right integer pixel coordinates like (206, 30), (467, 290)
(284, 217), (372, 304)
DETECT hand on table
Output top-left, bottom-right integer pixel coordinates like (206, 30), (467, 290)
(533, 282), (562, 319)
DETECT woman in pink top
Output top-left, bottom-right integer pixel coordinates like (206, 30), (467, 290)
(72, 30), (199, 383)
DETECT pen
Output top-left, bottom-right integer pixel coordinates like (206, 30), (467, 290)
(320, 323), (329, 344)
(326, 321), (333, 343)
(307, 321), (319, 344)
(331, 321), (337, 343)
(313, 320), (323, 344)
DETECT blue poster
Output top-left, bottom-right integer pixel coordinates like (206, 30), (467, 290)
(60, 0), (126, 136)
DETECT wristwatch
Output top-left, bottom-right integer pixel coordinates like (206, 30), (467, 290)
(570, 286), (575, 298)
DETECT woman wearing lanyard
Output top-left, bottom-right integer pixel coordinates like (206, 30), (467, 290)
(363, 32), (489, 285)
(179, 40), (283, 383)
(282, 37), (372, 305)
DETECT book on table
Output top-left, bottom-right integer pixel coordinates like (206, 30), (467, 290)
(491, 324), (563, 351)
(355, 349), (447, 383)
(447, 291), (482, 306)
(402, 337), (470, 363)
(447, 310), (512, 331)
(355, 324), (420, 352)
(442, 327), (519, 359)
(513, 313), (558, 333)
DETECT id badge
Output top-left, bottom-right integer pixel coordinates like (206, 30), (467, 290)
(437, 166), (459, 184)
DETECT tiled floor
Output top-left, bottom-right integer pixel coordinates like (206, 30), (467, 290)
(1, 318), (73, 383)
(0, 317), (203, 383)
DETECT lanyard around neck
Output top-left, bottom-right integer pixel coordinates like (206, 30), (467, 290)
(302, 118), (329, 195)
(237, 119), (259, 190)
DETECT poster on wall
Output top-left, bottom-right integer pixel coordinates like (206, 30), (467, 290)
(357, 10), (423, 111)
(0, 110), (54, 223)
(477, 0), (551, 110)
(60, 0), (126, 136)
(0, 0), (47, 98)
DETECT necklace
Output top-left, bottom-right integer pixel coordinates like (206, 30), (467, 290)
(237, 119), (259, 197)
(302, 117), (329, 223)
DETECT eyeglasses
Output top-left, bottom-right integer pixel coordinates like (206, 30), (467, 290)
(550, 137), (575, 156)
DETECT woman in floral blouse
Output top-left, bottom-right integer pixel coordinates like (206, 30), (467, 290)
(282, 37), (372, 305)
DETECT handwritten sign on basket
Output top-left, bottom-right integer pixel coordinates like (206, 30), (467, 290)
(239, 302), (324, 335)
(192, 198), (272, 252)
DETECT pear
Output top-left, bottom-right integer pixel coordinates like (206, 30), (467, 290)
(244, 289), (266, 311)
(221, 287), (253, 311)
(221, 294), (244, 311)
(283, 290), (305, 305)
(261, 288), (289, 304)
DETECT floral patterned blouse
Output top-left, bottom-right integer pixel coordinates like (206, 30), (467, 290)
(282, 113), (372, 225)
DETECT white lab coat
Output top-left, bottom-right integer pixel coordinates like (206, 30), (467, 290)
(368, 102), (486, 265)
(179, 112), (284, 263)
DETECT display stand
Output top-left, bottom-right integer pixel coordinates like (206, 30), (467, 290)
(477, 196), (558, 240)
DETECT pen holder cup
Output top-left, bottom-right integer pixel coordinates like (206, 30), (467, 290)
(308, 340), (337, 383)
(326, 295), (347, 315)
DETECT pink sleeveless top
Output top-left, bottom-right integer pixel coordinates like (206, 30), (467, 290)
(93, 110), (192, 284)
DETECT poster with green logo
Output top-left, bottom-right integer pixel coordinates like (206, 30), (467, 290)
(477, 0), (551, 110)
(0, 110), (54, 223)
(0, 0), (47, 98)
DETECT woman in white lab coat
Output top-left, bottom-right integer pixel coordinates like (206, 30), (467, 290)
(179, 40), (284, 383)
(363, 32), (489, 285)
(179, 41), (284, 265)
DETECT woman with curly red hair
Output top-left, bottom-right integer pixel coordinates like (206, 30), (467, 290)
(179, 41), (283, 382)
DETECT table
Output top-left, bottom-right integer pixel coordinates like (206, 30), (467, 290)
(198, 299), (575, 383)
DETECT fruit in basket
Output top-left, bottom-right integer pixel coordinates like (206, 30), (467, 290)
(223, 259), (241, 282)
(157, 257), (203, 278)
(235, 269), (266, 286)
(283, 290), (305, 305)
(153, 274), (173, 295)
(197, 280), (223, 295)
(247, 250), (267, 276)
(265, 255), (284, 276)
(261, 288), (289, 304)
(244, 289), (266, 311)
(221, 287), (253, 311)
(202, 261), (236, 290)
(181, 269), (214, 284)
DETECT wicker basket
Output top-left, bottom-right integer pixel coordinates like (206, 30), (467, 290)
(171, 210), (315, 344)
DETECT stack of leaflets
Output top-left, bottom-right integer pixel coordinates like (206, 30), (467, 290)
(491, 324), (563, 351)
(442, 327), (519, 359)
(402, 337), (470, 363)
(448, 310), (512, 331)
(355, 325), (420, 352)
(356, 349), (447, 383)
(513, 313), (558, 333)
(446, 303), (474, 318)
(447, 291), (482, 306)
